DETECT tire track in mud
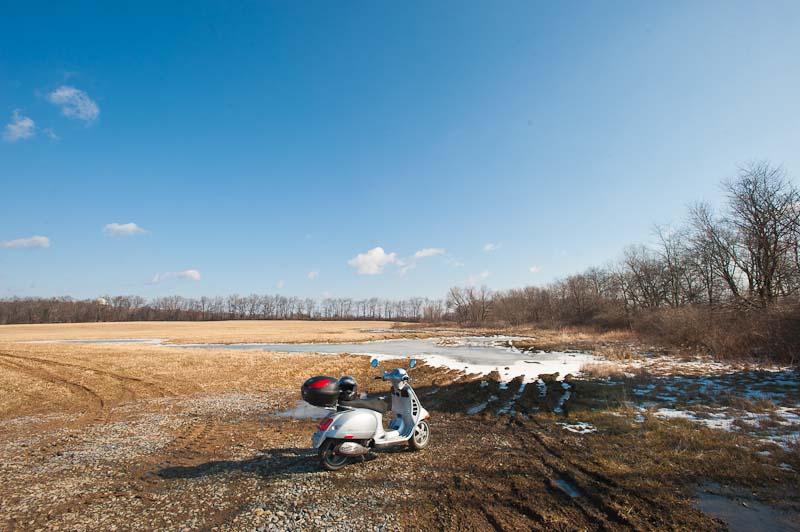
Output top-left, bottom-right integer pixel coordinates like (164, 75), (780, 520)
(507, 418), (642, 530)
(0, 351), (174, 399)
(436, 415), (563, 531)
(522, 416), (683, 528)
(454, 415), (653, 532)
(0, 355), (107, 424)
(504, 416), (666, 531)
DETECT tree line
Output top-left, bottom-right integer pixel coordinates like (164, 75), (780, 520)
(0, 294), (448, 325)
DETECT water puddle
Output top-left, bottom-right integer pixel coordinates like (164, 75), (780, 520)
(696, 485), (799, 532)
(467, 402), (489, 415)
(26, 338), (164, 344)
(498, 383), (527, 415)
(555, 478), (581, 498)
(177, 335), (531, 361)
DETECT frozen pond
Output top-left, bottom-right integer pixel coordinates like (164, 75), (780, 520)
(176, 336), (598, 382)
(26, 338), (165, 345)
(26, 336), (599, 382)
(179, 336), (532, 362)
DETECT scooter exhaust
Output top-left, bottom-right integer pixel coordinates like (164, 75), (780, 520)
(336, 441), (370, 456)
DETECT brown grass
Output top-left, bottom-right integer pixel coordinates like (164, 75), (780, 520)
(579, 362), (627, 380)
(0, 320), (424, 344)
(0, 341), (420, 419)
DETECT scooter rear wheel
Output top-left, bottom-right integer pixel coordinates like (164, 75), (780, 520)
(319, 440), (349, 471)
(408, 419), (430, 451)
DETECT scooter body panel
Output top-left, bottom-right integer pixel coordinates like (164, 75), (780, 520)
(312, 409), (380, 449)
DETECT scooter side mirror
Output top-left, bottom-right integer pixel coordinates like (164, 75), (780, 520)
(409, 359), (417, 368)
(370, 358), (379, 368)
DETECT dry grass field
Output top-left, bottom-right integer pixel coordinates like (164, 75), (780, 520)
(0, 321), (798, 531)
(0, 320), (420, 345)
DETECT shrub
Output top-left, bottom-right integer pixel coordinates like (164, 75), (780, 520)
(632, 303), (800, 364)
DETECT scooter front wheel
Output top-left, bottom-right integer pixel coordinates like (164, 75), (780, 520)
(319, 439), (349, 471)
(408, 419), (430, 451)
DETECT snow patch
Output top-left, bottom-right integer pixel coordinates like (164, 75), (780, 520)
(558, 422), (597, 434)
(498, 383), (527, 415)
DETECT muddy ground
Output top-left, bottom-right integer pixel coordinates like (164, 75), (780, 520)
(0, 322), (798, 531)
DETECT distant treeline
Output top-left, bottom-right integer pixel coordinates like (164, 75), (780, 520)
(3, 162), (799, 362)
(0, 295), (448, 325)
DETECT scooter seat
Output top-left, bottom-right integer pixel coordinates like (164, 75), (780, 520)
(339, 397), (389, 414)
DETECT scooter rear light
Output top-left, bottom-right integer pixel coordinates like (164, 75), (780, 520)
(308, 378), (332, 389)
(318, 417), (334, 431)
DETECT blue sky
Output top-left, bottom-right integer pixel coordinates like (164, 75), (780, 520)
(2, 1), (799, 300)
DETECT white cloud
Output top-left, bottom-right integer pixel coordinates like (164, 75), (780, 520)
(276, 280), (285, 289)
(150, 269), (201, 283)
(47, 86), (99, 122)
(176, 270), (201, 281)
(1, 235), (50, 248)
(43, 128), (59, 140)
(529, 265), (542, 274)
(3, 110), (35, 142)
(483, 242), (501, 252)
(392, 247), (447, 277)
(399, 262), (417, 277)
(413, 247), (444, 259)
(466, 270), (490, 286)
(307, 270), (319, 280)
(348, 246), (397, 275)
(103, 222), (148, 236)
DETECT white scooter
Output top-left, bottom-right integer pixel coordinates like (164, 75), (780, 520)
(310, 359), (430, 471)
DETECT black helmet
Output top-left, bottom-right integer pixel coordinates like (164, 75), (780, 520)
(338, 376), (358, 401)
